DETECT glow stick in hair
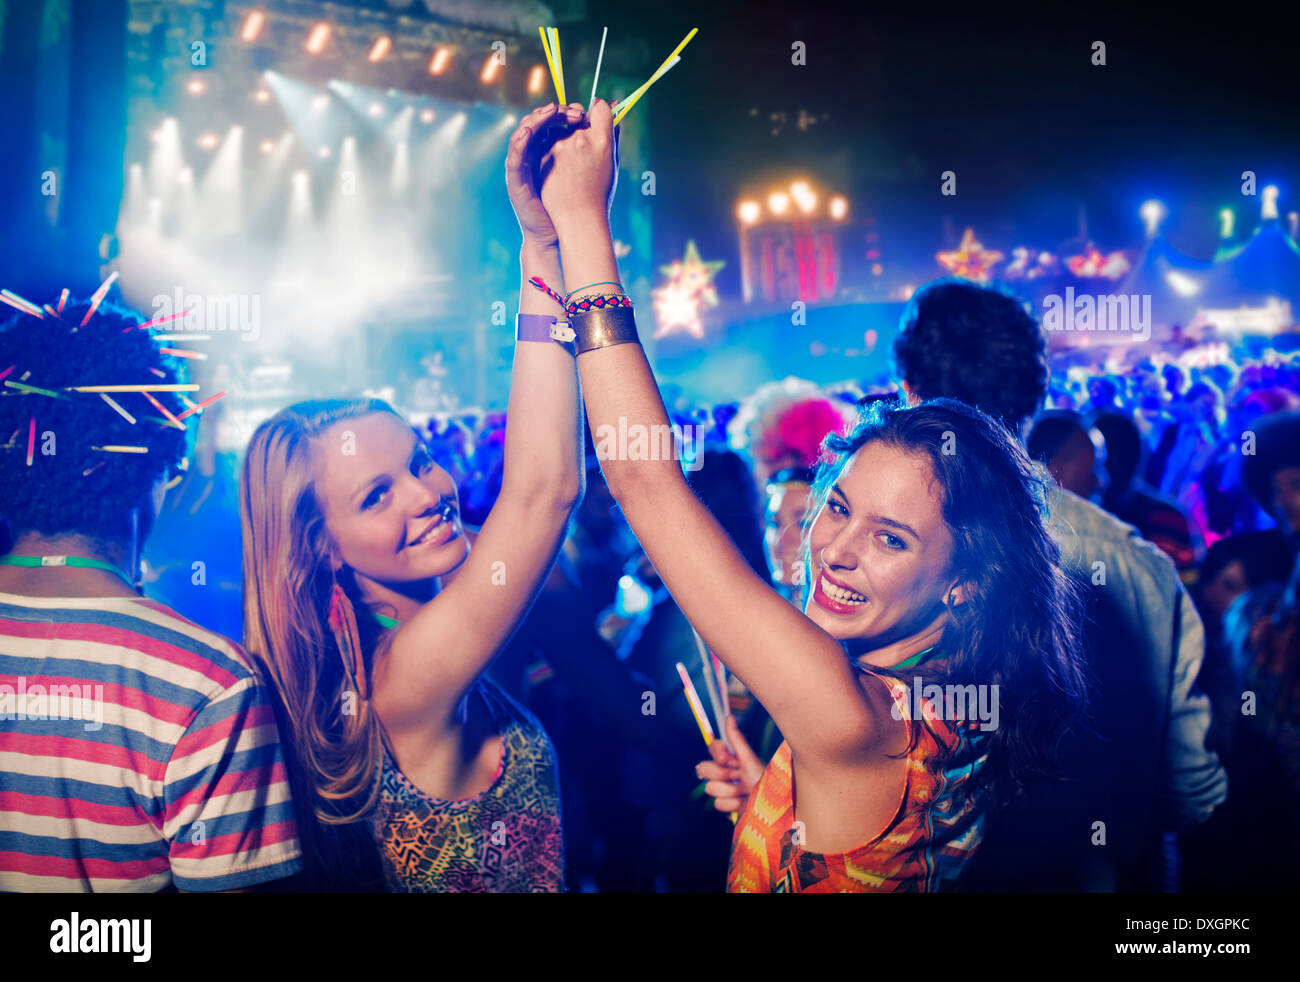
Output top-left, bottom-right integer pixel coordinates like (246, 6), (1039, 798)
(79, 270), (120, 326)
(174, 390), (227, 420)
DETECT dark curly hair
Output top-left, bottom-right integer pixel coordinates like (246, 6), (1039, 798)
(813, 398), (1088, 804)
(1242, 410), (1300, 518)
(0, 298), (190, 545)
(893, 278), (1048, 433)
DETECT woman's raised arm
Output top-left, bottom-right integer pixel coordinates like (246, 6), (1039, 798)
(542, 100), (884, 766)
(375, 104), (585, 732)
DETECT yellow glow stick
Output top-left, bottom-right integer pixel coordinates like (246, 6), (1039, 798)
(549, 28), (566, 105)
(676, 661), (715, 745)
(612, 56), (681, 126)
(612, 26), (696, 124)
(91, 445), (149, 454)
(538, 27), (562, 103)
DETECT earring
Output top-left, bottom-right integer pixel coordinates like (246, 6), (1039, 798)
(326, 576), (369, 701)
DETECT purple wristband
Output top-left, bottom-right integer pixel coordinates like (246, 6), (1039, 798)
(516, 313), (557, 343)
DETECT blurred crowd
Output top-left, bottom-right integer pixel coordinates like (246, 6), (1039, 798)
(148, 341), (1300, 891)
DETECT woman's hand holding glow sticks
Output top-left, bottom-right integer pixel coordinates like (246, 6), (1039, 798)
(695, 716), (765, 814)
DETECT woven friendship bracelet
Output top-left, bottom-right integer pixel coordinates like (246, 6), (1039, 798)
(565, 293), (634, 317)
(527, 276), (568, 311)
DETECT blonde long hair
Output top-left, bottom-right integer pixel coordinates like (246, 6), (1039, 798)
(240, 398), (403, 828)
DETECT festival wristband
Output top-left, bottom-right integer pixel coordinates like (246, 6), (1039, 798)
(516, 313), (576, 351)
(516, 313), (558, 343)
(570, 306), (640, 354)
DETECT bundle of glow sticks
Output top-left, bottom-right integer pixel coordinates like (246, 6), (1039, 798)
(537, 25), (697, 125)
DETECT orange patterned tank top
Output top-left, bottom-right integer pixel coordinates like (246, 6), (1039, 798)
(726, 663), (991, 892)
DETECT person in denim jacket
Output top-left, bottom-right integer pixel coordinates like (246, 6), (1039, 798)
(891, 278), (1227, 890)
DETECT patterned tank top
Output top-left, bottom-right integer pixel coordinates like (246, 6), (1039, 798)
(369, 677), (564, 892)
(727, 662), (991, 892)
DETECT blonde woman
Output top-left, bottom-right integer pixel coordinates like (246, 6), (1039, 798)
(239, 102), (586, 891)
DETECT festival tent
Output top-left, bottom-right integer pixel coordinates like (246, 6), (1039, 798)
(1201, 218), (1300, 310)
(1114, 231), (1210, 329)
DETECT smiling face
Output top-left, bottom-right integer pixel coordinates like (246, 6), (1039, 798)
(804, 441), (959, 645)
(312, 412), (469, 593)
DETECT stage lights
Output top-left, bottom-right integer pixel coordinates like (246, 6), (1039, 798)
(186, 79), (205, 96)
(481, 54), (501, 85)
(1140, 199), (1166, 236)
(528, 65), (547, 94)
(240, 10), (265, 43)
(429, 46), (452, 75)
(740, 182), (849, 225)
(305, 23), (331, 55)
(368, 36), (392, 63)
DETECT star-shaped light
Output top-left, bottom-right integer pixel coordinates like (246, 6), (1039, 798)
(652, 240), (725, 339)
(936, 228), (1003, 282)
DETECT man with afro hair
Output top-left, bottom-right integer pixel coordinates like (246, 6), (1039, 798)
(0, 294), (302, 891)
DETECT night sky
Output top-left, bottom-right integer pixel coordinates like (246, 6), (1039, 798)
(580, 0), (1299, 293)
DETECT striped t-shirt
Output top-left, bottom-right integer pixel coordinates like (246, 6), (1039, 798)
(0, 591), (303, 891)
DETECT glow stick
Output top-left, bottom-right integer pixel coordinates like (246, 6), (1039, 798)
(612, 25), (697, 123)
(26, 417), (35, 467)
(0, 290), (45, 320)
(589, 26), (608, 107)
(611, 56), (682, 126)
(538, 27), (562, 103)
(676, 661), (715, 745)
(57, 288), (69, 313)
(0, 365), (15, 381)
(174, 390), (227, 420)
(712, 651), (730, 721)
(100, 392), (137, 424)
(159, 347), (207, 360)
(69, 384), (198, 393)
(5, 380), (66, 399)
(80, 270), (120, 326)
(91, 445), (149, 454)
(692, 628), (727, 750)
(138, 311), (189, 330)
(143, 391), (186, 430)
(549, 28), (566, 104)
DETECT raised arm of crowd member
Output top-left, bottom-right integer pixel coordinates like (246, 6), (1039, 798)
(371, 103), (585, 733)
(542, 100), (892, 780)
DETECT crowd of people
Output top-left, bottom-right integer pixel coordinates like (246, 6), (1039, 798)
(2, 98), (1297, 892)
